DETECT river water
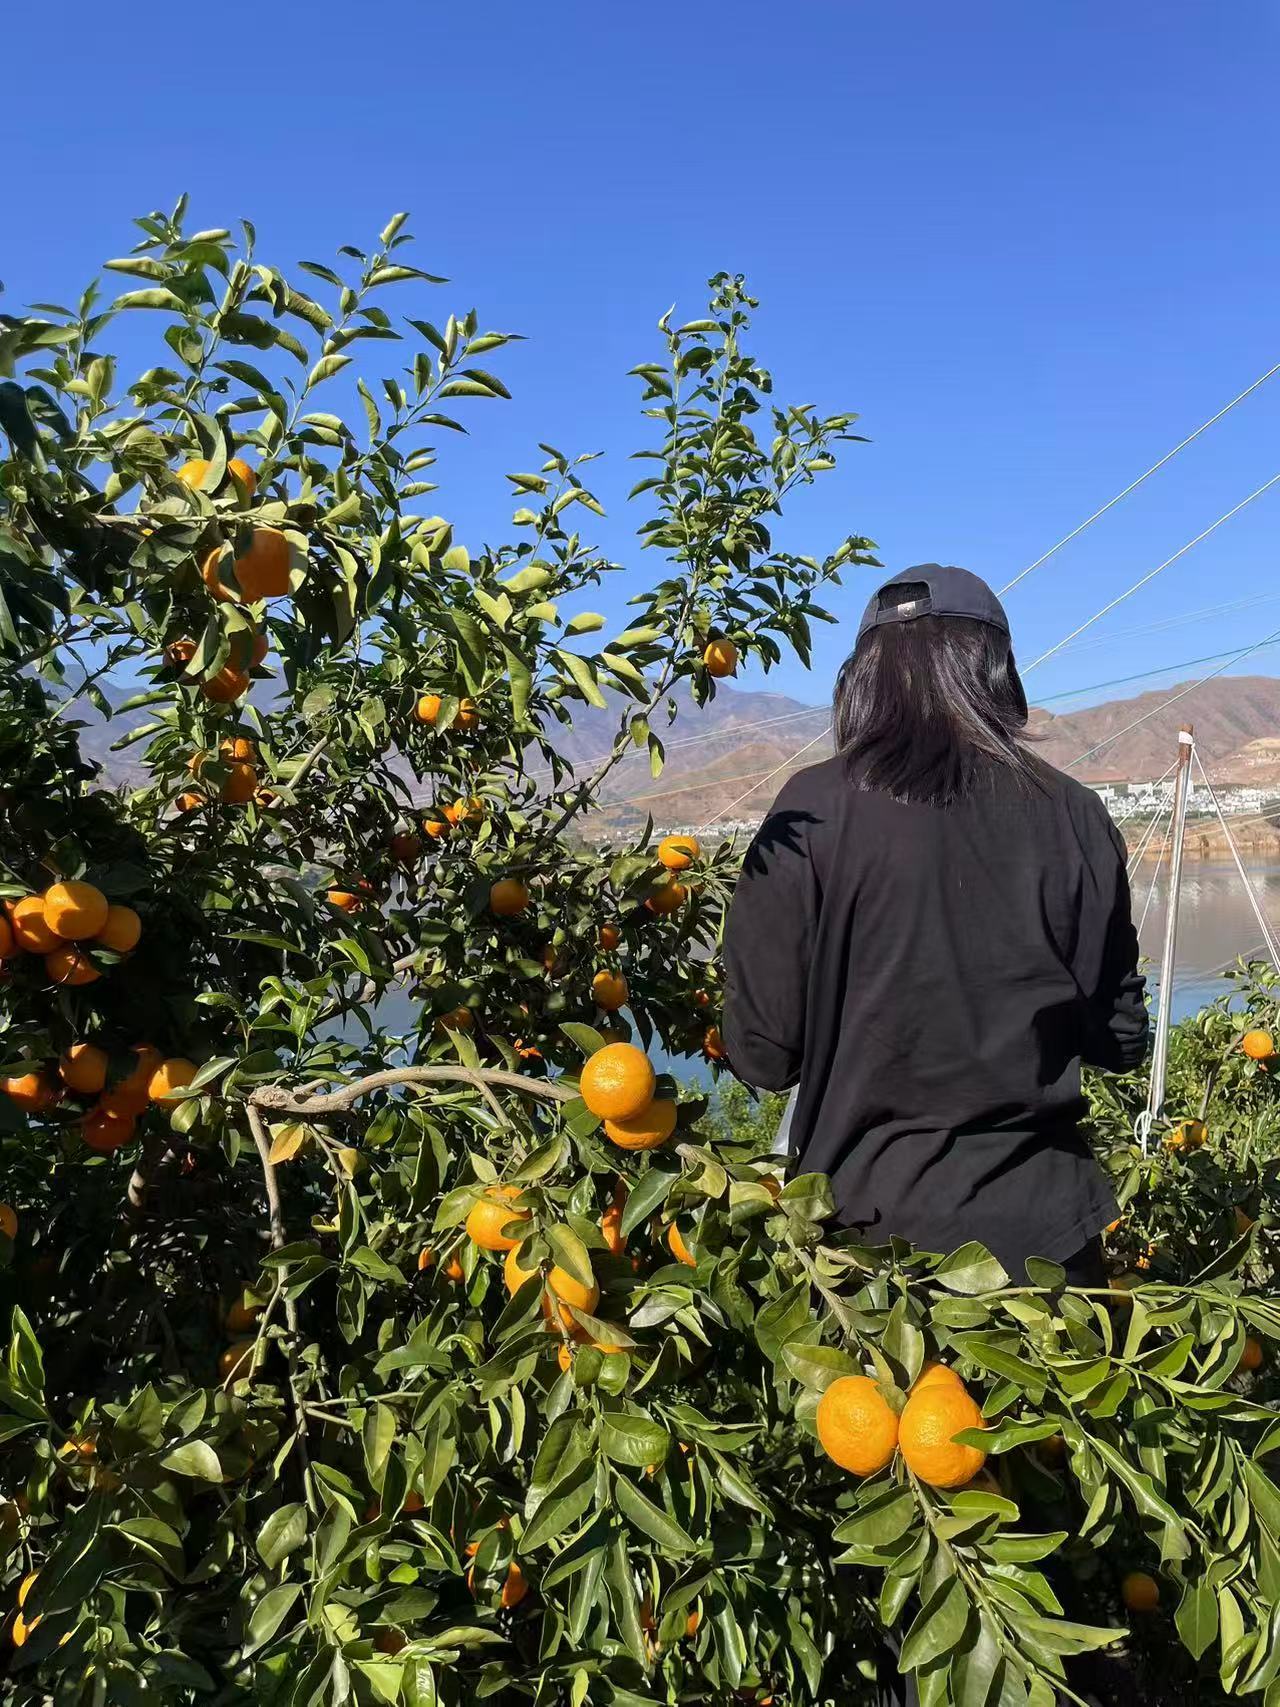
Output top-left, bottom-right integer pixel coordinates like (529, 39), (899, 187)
(1134, 859), (1280, 1018)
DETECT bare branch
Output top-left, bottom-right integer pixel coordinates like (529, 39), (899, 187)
(250, 1064), (578, 1119)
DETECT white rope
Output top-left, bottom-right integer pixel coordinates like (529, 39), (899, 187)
(1126, 783), (1179, 877)
(1065, 621), (1280, 770)
(691, 726), (833, 830)
(1053, 589), (1280, 657)
(1023, 472), (1280, 672)
(999, 360), (1280, 597)
(1135, 804), (1175, 940)
(1192, 752), (1280, 967)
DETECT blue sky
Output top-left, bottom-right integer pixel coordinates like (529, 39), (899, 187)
(4, 2), (1278, 717)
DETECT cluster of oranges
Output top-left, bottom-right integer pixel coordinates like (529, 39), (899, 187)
(579, 1041), (679, 1154)
(816, 1362), (987, 1490)
(168, 456), (291, 705)
(177, 735), (263, 813)
(460, 1186), (625, 1371)
(414, 692), (479, 732)
(2, 1044), (198, 1154)
(218, 1288), (263, 1384)
(1, 881), (140, 988)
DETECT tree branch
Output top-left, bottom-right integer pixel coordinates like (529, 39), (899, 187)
(250, 1063), (578, 1118)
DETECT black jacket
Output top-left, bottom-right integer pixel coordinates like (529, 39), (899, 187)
(722, 753), (1149, 1274)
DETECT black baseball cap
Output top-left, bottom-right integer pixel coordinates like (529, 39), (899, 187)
(856, 565), (1011, 641)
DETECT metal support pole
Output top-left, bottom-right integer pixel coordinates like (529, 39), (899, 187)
(1144, 726), (1195, 1139)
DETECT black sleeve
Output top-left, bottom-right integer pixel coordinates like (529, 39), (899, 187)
(722, 781), (818, 1091)
(1082, 821), (1150, 1073)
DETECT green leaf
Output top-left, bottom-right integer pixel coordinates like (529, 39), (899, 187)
(833, 1488), (917, 1548)
(257, 1503), (308, 1570)
(1176, 1580), (1219, 1661)
(244, 1582), (304, 1654)
(548, 1224), (595, 1292)
(900, 1577), (971, 1671)
(619, 1165), (678, 1238)
(613, 1474), (698, 1553)
(159, 1440), (223, 1480)
(307, 353), (352, 388)
(934, 1243), (1010, 1294)
(521, 1459), (596, 1552)
(555, 648), (607, 709)
(600, 1412), (670, 1469)
(780, 1340), (860, 1392)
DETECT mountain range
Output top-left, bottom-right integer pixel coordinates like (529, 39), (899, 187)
(577, 674), (1280, 832)
(71, 672), (1280, 831)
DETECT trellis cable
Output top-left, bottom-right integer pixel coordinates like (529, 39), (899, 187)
(1065, 622), (1280, 770)
(1192, 752), (1280, 967)
(998, 360), (1280, 596)
(1023, 472), (1280, 672)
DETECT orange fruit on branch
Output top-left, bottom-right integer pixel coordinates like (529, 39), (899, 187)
(490, 878), (531, 917)
(657, 834), (700, 871)
(598, 923), (621, 951)
(601, 1181), (628, 1253)
(702, 1026), (727, 1061)
(912, 1361), (964, 1395)
(1243, 1029), (1276, 1061)
(579, 1043), (655, 1121)
(604, 1097), (676, 1152)
(591, 970), (628, 1012)
(465, 1185), (531, 1252)
(43, 881), (109, 941)
(227, 456), (257, 494)
(703, 638), (738, 677)
(455, 697), (479, 732)
(225, 1294), (261, 1335)
(9, 896), (59, 953)
(668, 1223), (697, 1267)
(176, 458), (210, 489)
(645, 880), (687, 916)
(541, 1268), (600, 1331)
(0, 1204), (17, 1240)
(1121, 1571), (1160, 1613)
(3, 1071), (58, 1114)
(414, 693), (443, 725)
(45, 945), (101, 986)
(149, 1058), (198, 1101)
(1242, 1336), (1265, 1372)
(1165, 1119), (1206, 1151)
(59, 1044), (109, 1096)
(815, 1375), (899, 1476)
(82, 1106), (136, 1153)
(201, 527), (291, 604)
(435, 1007), (474, 1034)
(200, 665), (250, 704)
(899, 1376), (987, 1489)
(102, 1046), (163, 1117)
(96, 904), (142, 953)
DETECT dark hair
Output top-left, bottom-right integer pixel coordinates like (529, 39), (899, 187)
(833, 582), (1034, 807)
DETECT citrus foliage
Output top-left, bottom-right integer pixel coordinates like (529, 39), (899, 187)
(2, 205), (1280, 1707)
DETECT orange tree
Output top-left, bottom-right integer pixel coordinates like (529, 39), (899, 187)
(3, 204), (1280, 1706)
